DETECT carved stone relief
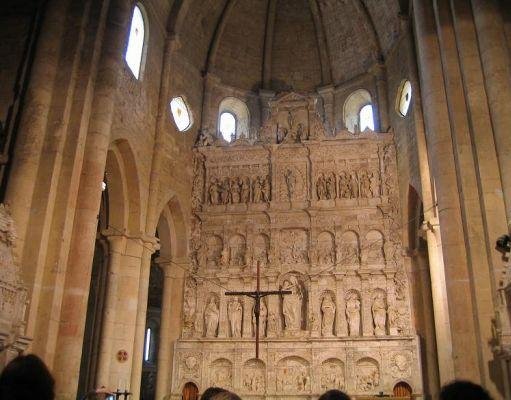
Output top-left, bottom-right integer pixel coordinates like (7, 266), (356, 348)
(173, 93), (422, 398)
(320, 359), (345, 391)
(242, 359), (266, 393)
(211, 358), (233, 389)
(276, 357), (310, 393)
(356, 358), (380, 392)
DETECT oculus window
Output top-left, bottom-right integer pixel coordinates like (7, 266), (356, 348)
(397, 80), (412, 117)
(359, 104), (375, 131)
(125, 5), (146, 79)
(170, 97), (192, 132)
(219, 112), (236, 142)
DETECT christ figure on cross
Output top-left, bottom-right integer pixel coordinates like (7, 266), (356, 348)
(225, 263), (291, 359)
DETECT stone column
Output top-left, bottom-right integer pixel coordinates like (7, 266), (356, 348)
(242, 277), (253, 338)
(130, 235), (158, 400)
(52, 2), (134, 398)
(95, 231), (127, 388)
(317, 85), (335, 134)
(259, 89), (275, 125)
(218, 279), (229, 338)
(360, 274), (372, 336)
(335, 274), (348, 337)
(371, 63), (390, 132)
(155, 258), (185, 400)
(309, 278), (320, 337)
(412, 0), (481, 383)
(471, 0), (511, 231)
(4, 0), (70, 259)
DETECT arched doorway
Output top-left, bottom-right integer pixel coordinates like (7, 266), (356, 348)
(393, 381), (413, 397)
(182, 382), (199, 400)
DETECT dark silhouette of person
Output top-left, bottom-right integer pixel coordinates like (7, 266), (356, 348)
(440, 380), (493, 400)
(0, 354), (55, 400)
(318, 389), (351, 400)
(200, 387), (226, 400)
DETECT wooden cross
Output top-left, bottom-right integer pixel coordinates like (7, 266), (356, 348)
(225, 263), (291, 359)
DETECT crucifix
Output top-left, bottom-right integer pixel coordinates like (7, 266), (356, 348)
(225, 262), (291, 359)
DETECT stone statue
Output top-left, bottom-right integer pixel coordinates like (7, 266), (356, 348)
(321, 294), (336, 337)
(267, 312), (278, 337)
(349, 171), (359, 198)
(204, 298), (219, 337)
(326, 173), (336, 199)
(241, 176), (251, 203)
(372, 291), (387, 336)
(370, 171), (381, 197)
(359, 171), (371, 198)
(284, 169), (296, 201)
(220, 247), (230, 267)
(316, 173), (327, 200)
(346, 292), (361, 336)
(228, 297), (242, 337)
(209, 178), (220, 205)
(252, 300), (267, 337)
(339, 172), (350, 198)
(223, 177), (232, 204)
(230, 177), (241, 203)
(253, 176), (263, 203)
(282, 276), (303, 332)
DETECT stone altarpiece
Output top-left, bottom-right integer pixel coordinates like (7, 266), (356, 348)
(172, 93), (423, 399)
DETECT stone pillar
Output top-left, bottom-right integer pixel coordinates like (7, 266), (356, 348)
(259, 89), (275, 125)
(218, 279), (228, 338)
(372, 63), (390, 132)
(471, 0), (511, 231)
(242, 277), (253, 338)
(317, 85), (335, 135)
(266, 275), (280, 336)
(335, 274), (348, 337)
(360, 274), (372, 336)
(412, 0), (481, 383)
(52, 2), (134, 397)
(130, 235), (158, 400)
(95, 231), (127, 388)
(155, 258), (185, 400)
(309, 278), (320, 337)
(4, 0), (70, 259)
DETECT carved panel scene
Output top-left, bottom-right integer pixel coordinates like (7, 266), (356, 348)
(173, 93), (422, 399)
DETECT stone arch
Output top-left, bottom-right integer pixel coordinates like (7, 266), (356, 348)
(253, 233), (270, 267)
(156, 195), (188, 260)
(355, 357), (380, 392)
(106, 139), (142, 234)
(206, 234), (223, 267)
(315, 231), (335, 265)
(365, 229), (385, 265)
(218, 97), (250, 140)
(343, 89), (373, 133)
(340, 230), (361, 266)
(228, 233), (247, 266)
